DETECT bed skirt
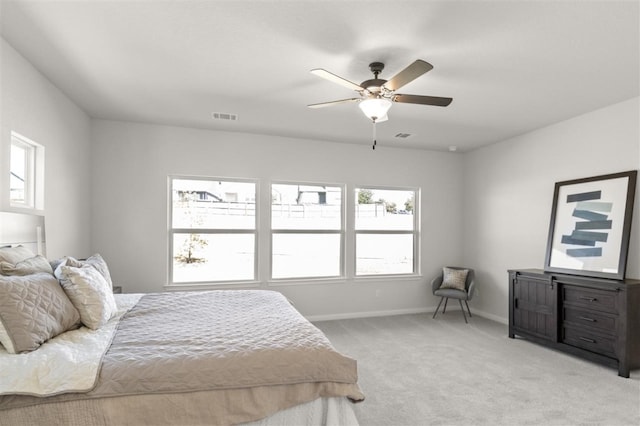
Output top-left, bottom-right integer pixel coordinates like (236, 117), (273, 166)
(0, 385), (360, 426)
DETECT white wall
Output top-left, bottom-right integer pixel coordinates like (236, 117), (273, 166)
(90, 120), (464, 319)
(464, 97), (640, 323)
(5, 32), (637, 322)
(0, 38), (92, 258)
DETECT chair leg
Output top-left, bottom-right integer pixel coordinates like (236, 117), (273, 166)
(465, 300), (472, 317)
(433, 297), (445, 319)
(443, 298), (449, 313)
(458, 299), (468, 324)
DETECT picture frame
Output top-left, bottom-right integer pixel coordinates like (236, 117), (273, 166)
(544, 170), (637, 280)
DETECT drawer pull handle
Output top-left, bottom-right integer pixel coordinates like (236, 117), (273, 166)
(579, 337), (596, 344)
(579, 316), (596, 322)
(579, 296), (597, 302)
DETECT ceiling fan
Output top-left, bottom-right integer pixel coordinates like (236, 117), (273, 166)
(308, 59), (453, 125)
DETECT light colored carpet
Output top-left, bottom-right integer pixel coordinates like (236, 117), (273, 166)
(314, 313), (640, 426)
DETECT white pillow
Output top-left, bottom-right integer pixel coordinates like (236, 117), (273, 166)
(0, 324), (11, 352)
(55, 254), (113, 289)
(59, 265), (117, 330)
(0, 246), (35, 265)
(0, 255), (53, 276)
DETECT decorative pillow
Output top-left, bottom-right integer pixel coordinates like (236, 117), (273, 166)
(0, 273), (80, 354)
(0, 255), (53, 276)
(59, 265), (117, 330)
(49, 257), (66, 273)
(59, 254), (113, 290)
(440, 267), (469, 291)
(0, 245), (35, 265)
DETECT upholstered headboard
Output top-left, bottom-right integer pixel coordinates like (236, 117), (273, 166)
(0, 212), (46, 257)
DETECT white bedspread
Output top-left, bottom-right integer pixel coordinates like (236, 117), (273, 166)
(0, 294), (141, 396)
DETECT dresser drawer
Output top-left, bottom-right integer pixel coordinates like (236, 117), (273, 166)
(562, 326), (616, 358)
(563, 306), (617, 335)
(562, 285), (618, 313)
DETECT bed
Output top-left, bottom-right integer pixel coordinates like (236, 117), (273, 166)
(0, 212), (364, 425)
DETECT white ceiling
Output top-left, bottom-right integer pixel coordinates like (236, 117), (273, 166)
(1, 0), (638, 151)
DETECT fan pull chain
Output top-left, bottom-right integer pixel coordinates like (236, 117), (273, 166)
(372, 120), (377, 150)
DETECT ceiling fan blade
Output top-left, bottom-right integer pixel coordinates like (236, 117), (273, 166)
(393, 94), (453, 107)
(307, 98), (361, 109)
(383, 60), (433, 91)
(310, 69), (363, 92)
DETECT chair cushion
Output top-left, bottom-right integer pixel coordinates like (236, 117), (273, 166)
(439, 267), (469, 291)
(434, 288), (468, 299)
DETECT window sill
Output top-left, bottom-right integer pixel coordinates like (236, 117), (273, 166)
(6, 205), (44, 214)
(267, 276), (347, 287)
(164, 273), (423, 291)
(267, 274), (423, 286)
(164, 280), (262, 291)
(352, 273), (423, 282)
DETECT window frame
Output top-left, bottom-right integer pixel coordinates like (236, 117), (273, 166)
(9, 132), (43, 210)
(269, 180), (346, 282)
(353, 186), (420, 277)
(168, 175), (259, 286)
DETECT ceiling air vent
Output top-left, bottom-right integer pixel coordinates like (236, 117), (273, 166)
(394, 133), (412, 139)
(211, 112), (238, 121)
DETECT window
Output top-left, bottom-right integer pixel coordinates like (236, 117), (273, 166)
(169, 177), (257, 284)
(10, 132), (43, 209)
(168, 179), (418, 284)
(271, 183), (343, 279)
(355, 187), (418, 276)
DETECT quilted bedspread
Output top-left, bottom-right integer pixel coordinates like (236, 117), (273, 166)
(94, 289), (363, 396)
(0, 289), (364, 416)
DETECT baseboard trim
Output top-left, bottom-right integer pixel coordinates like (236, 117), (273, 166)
(306, 306), (509, 324)
(471, 309), (508, 325)
(306, 307), (431, 322)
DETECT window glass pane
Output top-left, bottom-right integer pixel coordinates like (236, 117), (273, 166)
(355, 188), (414, 230)
(356, 234), (414, 275)
(272, 183), (341, 230)
(272, 234), (341, 279)
(172, 233), (254, 282)
(172, 179), (255, 229)
(9, 143), (27, 204)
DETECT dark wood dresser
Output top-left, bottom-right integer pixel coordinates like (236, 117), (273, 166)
(508, 269), (640, 377)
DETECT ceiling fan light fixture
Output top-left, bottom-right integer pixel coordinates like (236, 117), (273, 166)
(359, 97), (392, 122)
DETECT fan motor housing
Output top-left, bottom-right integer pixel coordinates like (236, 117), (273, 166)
(360, 78), (387, 92)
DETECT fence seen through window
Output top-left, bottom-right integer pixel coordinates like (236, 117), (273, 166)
(171, 178), (257, 283)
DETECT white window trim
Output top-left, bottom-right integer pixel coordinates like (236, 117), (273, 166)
(167, 175), (260, 287)
(269, 180), (346, 282)
(166, 178), (421, 288)
(353, 186), (420, 277)
(9, 132), (44, 211)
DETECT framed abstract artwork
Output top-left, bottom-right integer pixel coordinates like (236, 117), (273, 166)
(544, 170), (637, 280)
